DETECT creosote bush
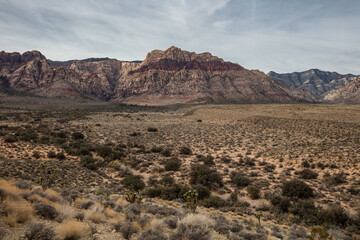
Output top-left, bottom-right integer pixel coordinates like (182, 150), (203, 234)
(247, 185), (261, 199)
(190, 164), (223, 189)
(164, 158), (181, 171)
(180, 146), (192, 155)
(121, 174), (145, 191)
(230, 171), (251, 188)
(282, 179), (314, 199)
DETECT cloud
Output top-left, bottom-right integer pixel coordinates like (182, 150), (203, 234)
(0, 0), (359, 74)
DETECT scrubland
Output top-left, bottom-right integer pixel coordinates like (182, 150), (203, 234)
(0, 102), (360, 239)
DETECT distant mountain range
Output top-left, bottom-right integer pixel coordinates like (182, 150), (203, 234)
(0, 47), (312, 104)
(268, 69), (359, 103)
(0, 47), (358, 104)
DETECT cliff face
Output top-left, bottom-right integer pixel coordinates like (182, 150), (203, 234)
(0, 47), (313, 104)
(268, 69), (358, 100)
(323, 77), (360, 103)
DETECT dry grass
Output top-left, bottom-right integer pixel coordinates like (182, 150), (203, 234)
(4, 199), (33, 226)
(87, 210), (106, 223)
(56, 219), (92, 240)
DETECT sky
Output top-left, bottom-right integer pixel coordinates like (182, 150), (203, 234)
(1, 0), (360, 74)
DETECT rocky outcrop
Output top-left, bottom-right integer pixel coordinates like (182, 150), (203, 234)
(0, 47), (313, 104)
(268, 69), (358, 100)
(323, 77), (360, 103)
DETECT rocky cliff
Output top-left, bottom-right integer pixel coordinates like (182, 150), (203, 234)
(323, 77), (360, 103)
(268, 69), (358, 100)
(0, 47), (313, 104)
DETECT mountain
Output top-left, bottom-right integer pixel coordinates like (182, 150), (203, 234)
(267, 69), (358, 100)
(0, 47), (313, 104)
(323, 76), (360, 103)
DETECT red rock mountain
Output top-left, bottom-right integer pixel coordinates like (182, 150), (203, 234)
(0, 47), (313, 104)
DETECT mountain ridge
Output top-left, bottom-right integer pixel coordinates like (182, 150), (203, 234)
(0, 47), (315, 104)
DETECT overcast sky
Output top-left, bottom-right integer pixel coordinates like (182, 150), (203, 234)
(1, 0), (360, 74)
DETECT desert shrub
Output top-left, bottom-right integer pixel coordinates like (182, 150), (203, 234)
(34, 203), (59, 220)
(282, 179), (314, 199)
(80, 155), (99, 170)
(4, 135), (17, 143)
(325, 171), (347, 186)
(150, 146), (163, 153)
(309, 226), (332, 240)
(161, 184), (189, 200)
(4, 199), (33, 225)
(299, 169), (318, 179)
(56, 220), (91, 240)
(180, 146), (192, 155)
(138, 229), (167, 240)
(32, 151), (41, 159)
(213, 215), (230, 235)
(72, 132), (84, 140)
(170, 214), (214, 240)
(47, 151), (57, 158)
(95, 145), (113, 158)
(75, 212), (85, 221)
(197, 154), (215, 166)
(264, 164), (276, 172)
(190, 165), (223, 189)
(0, 227), (6, 239)
(147, 127), (158, 132)
(327, 204), (350, 227)
(25, 222), (56, 240)
(270, 195), (291, 212)
(56, 152), (66, 160)
(121, 174), (145, 191)
(164, 217), (178, 229)
(193, 185), (211, 200)
(230, 172), (251, 188)
(114, 221), (138, 240)
(202, 196), (226, 209)
(164, 158), (181, 171)
(247, 186), (261, 199)
(161, 148), (172, 157)
(302, 160), (311, 168)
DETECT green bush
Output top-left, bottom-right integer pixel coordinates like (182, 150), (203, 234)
(147, 127), (158, 132)
(80, 155), (99, 170)
(197, 154), (215, 166)
(164, 158), (181, 171)
(247, 186), (261, 199)
(202, 196), (226, 209)
(270, 195), (291, 212)
(121, 175), (145, 191)
(230, 172), (251, 188)
(193, 185), (211, 200)
(95, 145), (113, 158)
(190, 165), (223, 189)
(180, 146), (192, 155)
(47, 151), (57, 158)
(72, 132), (84, 140)
(56, 152), (66, 160)
(282, 179), (314, 199)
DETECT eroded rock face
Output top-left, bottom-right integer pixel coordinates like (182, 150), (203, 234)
(0, 46), (313, 104)
(324, 77), (360, 103)
(268, 69), (358, 100)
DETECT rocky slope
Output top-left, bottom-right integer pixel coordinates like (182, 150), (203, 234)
(268, 69), (358, 100)
(0, 47), (313, 104)
(323, 76), (360, 103)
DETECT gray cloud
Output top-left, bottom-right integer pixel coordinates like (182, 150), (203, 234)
(1, 0), (359, 74)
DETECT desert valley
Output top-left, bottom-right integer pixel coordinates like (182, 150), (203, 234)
(0, 45), (359, 240)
